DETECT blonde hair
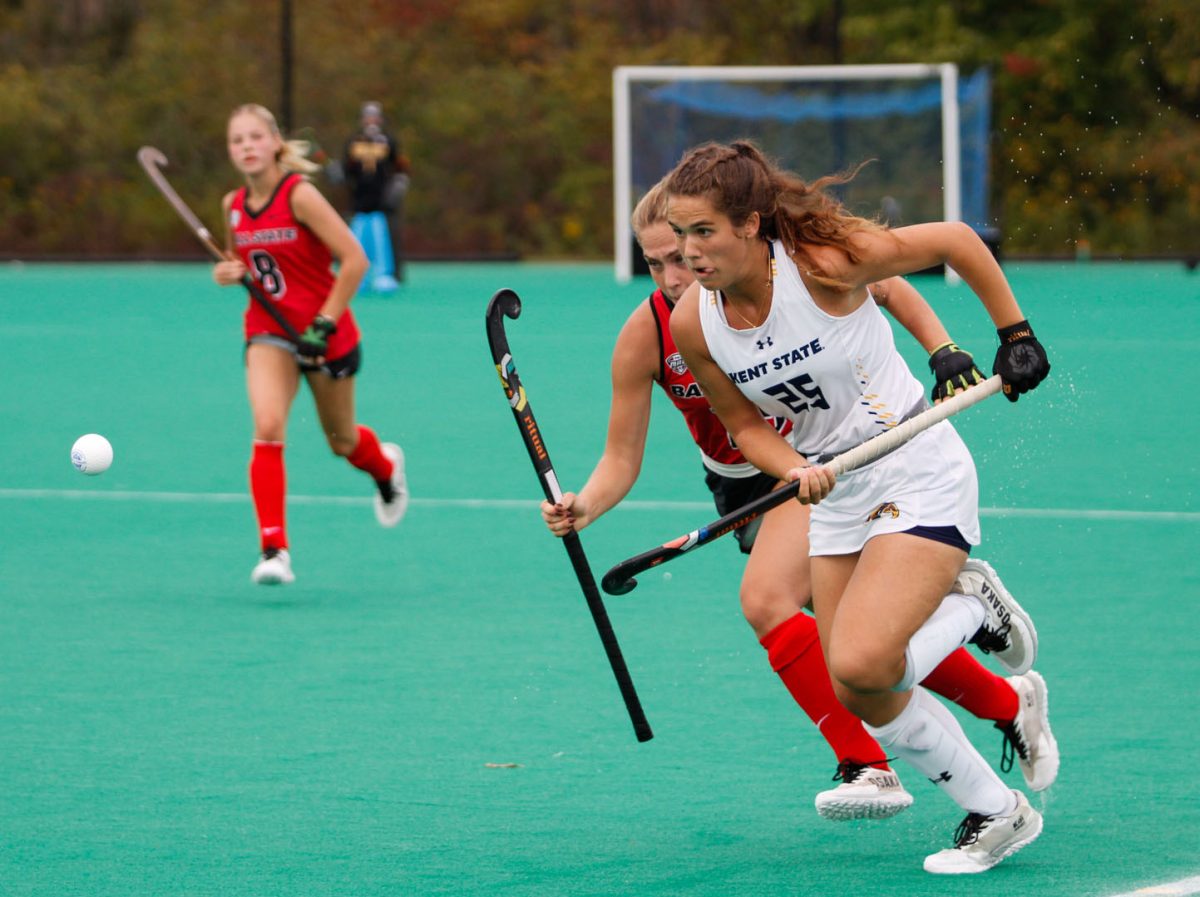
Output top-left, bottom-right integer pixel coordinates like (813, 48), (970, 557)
(665, 140), (885, 291)
(229, 103), (321, 174)
(631, 178), (669, 240)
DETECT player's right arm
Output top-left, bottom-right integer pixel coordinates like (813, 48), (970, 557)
(542, 303), (660, 536)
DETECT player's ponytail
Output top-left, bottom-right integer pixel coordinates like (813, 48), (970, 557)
(277, 139), (321, 174)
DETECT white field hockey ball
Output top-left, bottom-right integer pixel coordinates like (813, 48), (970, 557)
(71, 433), (113, 475)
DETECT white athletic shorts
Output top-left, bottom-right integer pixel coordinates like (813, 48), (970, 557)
(808, 421), (981, 556)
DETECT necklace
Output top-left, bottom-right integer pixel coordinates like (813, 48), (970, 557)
(726, 297), (765, 329)
(722, 242), (777, 329)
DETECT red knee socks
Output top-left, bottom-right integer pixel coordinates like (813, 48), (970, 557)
(921, 647), (1019, 723)
(346, 425), (394, 482)
(249, 440), (287, 551)
(760, 611), (890, 769)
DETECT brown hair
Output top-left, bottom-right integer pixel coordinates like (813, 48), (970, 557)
(664, 140), (883, 290)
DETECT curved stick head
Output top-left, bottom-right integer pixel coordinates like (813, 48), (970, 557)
(601, 572), (638, 596)
(487, 288), (522, 322)
(137, 146), (168, 170)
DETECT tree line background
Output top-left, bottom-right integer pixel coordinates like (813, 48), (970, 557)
(1, 0), (1196, 261)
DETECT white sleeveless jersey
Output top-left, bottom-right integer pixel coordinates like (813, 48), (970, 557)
(698, 241), (925, 460)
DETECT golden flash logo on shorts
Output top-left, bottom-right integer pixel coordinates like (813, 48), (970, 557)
(866, 502), (900, 522)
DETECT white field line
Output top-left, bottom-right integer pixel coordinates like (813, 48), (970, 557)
(0, 488), (1197, 522)
(1104, 875), (1200, 897)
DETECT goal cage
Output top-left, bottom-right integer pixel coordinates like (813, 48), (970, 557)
(612, 64), (992, 282)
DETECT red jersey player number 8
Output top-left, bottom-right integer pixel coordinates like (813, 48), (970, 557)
(247, 250), (287, 297)
(211, 103), (410, 587)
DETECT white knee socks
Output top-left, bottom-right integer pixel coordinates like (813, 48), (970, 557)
(893, 592), (984, 692)
(865, 686), (1016, 817)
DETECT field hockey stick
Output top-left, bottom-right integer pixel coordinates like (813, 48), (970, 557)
(136, 145), (303, 345)
(601, 374), (1003, 596)
(485, 288), (653, 743)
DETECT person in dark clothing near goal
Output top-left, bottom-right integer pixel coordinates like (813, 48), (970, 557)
(342, 101), (410, 293)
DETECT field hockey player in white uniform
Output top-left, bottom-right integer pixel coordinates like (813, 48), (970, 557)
(543, 179), (1057, 822)
(666, 140), (1051, 874)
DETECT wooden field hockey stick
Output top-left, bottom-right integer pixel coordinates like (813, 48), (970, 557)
(136, 145), (303, 344)
(485, 288), (653, 743)
(601, 374), (1003, 596)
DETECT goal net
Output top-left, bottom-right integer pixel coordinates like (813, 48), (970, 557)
(613, 64), (992, 282)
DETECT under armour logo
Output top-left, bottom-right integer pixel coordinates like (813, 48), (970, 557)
(1010, 343), (1041, 374)
(928, 771), (953, 784)
(756, 336), (774, 350)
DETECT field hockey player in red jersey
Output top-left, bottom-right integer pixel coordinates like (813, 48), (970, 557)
(542, 178), (1057, 823)
(212, 104), (409, 586)
(665, 140), (1051, 872)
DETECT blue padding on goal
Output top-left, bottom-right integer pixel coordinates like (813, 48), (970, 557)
(646, 81), (946, 122)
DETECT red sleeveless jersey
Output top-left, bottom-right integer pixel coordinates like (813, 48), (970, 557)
(648, 289), (791, 470)
(229, 174), (360, 359)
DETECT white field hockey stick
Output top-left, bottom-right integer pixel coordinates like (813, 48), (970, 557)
(137, 145), (304, 345)
(601, 375), (1003, 595)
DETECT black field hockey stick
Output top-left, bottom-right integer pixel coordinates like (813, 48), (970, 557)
(485, 288), (653, 743)
(137, 145), (303, 345)
(601, 375), (1003, 596)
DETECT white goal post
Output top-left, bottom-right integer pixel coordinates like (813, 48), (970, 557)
(612, 63), (964, 283)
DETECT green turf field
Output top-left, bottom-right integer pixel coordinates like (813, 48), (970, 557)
(1, 260), (1198, 896)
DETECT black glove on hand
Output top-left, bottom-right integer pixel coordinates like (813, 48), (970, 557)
(992, 320), (1050, 402)
(298, 314), (338, 366)
(928, 341), (984, 402)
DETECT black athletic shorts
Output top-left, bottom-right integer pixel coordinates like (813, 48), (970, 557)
(245, 334), (362, 380)
(703, 467), (781, 555)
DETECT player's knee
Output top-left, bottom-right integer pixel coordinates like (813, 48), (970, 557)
(828, 644), (902, 695)
(734, 561), (811, 623)
(327, 433), (355, 457)
(253, 418), (287, 442)
(739, 570), (810, 633)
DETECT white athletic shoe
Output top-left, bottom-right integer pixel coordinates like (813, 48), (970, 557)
(814, 762), (914, 821)
(251, 548), (294, 585)
(923, 789), (1043, 874)
(997, 670), (1060, 791)
(957, 558), (1038, 675)
(374, 442), (409, 527)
